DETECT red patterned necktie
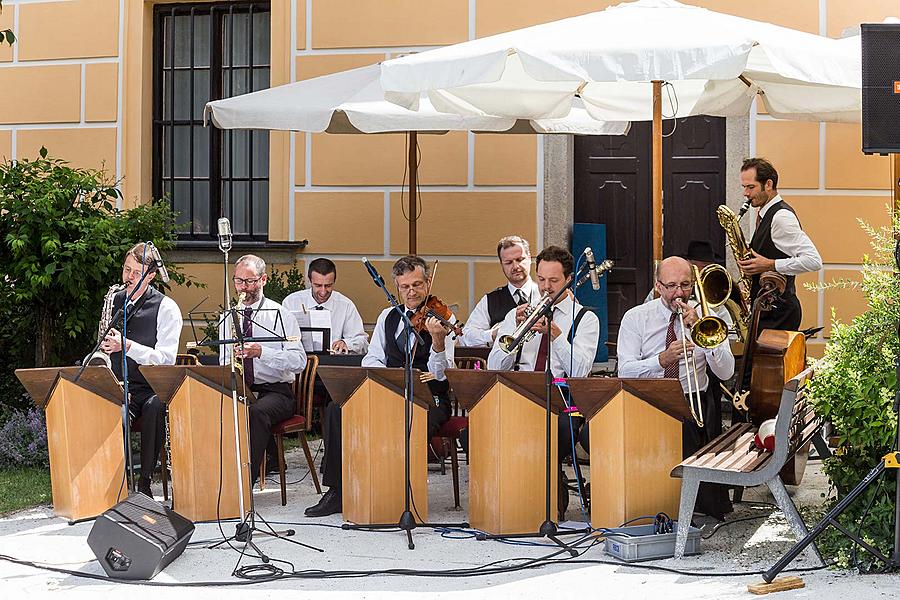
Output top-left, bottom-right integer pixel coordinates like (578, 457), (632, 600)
(533, 307), (554, 372)
(663, 311), (679, 379)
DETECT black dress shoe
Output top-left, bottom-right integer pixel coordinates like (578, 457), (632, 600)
(138, 478), (153, 497)
(304, 488), (342, 517)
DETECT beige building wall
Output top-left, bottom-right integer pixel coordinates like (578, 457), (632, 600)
(0, 0), (894, 352)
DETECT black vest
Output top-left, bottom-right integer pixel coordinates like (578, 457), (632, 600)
(383, 307), (450, 398)
(486, 286), (518, 327)
(749, 200), (798, 300)
(110, 286), (164, 398)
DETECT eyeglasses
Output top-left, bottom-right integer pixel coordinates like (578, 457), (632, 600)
(657, 280), (693, 292)
(397, 280), (427, 293)
(233, 276), (262, 286)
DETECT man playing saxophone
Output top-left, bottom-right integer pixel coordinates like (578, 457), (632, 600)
(99, 243), (183, 498)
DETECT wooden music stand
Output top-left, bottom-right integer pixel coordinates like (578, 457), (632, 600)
(566, 377), (689, 529)
(318, 366), (432, 525)
(16, 366), (126, 522)
(141, 365), (253, 522)
(446, 369), (566, 535)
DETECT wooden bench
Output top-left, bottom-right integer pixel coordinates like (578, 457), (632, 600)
(670, 367), (824, 562)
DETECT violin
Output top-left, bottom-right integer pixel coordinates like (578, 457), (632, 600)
(410, 295), (464, 339)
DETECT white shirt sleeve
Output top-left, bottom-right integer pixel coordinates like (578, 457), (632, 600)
(770, 209), (822, 276)
(460, 295), (496, 348)
(701, 340), (735, 381)
(551, 309), (599, 378)
(487, 310), (520, 371)
(341, 301), (370, 354)
(258, 306), (307, 375)
(616, 310), (665, 379)
(361, 310), (389, 368)
(126, 296), (182, 366)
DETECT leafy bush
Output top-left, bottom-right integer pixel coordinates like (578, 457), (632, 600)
(807, 213), (900, 569)
(0, 149), (198, 416)
(264, 261), (306, 304)
(0, 407), (49, 469)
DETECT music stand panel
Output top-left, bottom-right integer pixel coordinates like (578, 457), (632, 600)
(341, 378), (428, 525)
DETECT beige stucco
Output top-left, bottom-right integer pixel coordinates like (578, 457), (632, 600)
(17, 0), (119, 61)
(755, 121), (820, 189)
(17, 127), (117, 172)
(85, 63), (119, 123)
(0, 65), (82, 124)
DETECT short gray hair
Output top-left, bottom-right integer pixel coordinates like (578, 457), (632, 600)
(391, 255), (427, 280)
(236, 254), (266, 276)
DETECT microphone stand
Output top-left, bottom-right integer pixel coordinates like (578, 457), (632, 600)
(75, 267), (156, 495)
(347, 262), (468, 549)
(476, 260), (599, 554)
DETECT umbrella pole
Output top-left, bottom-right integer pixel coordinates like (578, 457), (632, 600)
(652, 81), (663, 264)
(408, 131), (418, 255)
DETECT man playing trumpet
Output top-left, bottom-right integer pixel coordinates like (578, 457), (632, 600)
(617, 256), (734, 520)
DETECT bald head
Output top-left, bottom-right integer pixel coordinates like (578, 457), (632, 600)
(655, 256), (693, 310)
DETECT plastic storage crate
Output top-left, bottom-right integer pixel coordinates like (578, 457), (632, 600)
(602, 522), (701, 562)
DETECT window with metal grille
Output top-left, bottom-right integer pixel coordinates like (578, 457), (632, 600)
(153, 1), (270, 243)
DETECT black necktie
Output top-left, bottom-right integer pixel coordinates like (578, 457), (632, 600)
(396, 310), (414, 350)
(314, 305), (324, 310)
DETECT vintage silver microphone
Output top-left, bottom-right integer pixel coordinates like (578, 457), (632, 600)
(217, 217), (233, 253)
(584, 247), (600, 291)
(146, 242), (170, 283)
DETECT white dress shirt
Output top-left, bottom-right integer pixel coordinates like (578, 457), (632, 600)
(487, 295), (599, 378)
(756, 195), (822, 275)
(461, 279), (541, 348)
(219, 296), (307, 384)
(617, 298), (734, 392)
(282, 289), (369, 354)
(362, 305), (456, 381)
(125, 288), (182, 366)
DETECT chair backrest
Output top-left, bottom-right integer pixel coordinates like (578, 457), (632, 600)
(292, 354), (319, 432)
(455, 356), (486, 370)
(771, 367), (817, 470)
(175, 353), (200, 366)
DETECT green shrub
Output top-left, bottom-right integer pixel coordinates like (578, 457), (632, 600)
(807, 212), (900, 569)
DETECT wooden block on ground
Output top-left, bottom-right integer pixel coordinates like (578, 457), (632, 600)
(747, 576), (805, 595)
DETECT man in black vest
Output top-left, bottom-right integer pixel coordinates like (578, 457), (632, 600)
(738, 158), (822, 333)
(461, 235), (539, 348)
(305, 255), (457, 517)
(101, 243), (183, 497)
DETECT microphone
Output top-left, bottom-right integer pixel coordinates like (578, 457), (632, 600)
(146, 242), (170, 283)
(737, 199), (752, 219)
(362, 257), (385, 287)
(584, 247), (600, 291)
(217, 217), (233, 252)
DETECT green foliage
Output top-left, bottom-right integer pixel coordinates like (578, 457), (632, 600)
(0, 150), (198, 414)
(806, 211), (900, 569)
(264, 261), (306, 304)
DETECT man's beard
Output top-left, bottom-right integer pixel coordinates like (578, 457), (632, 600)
(242, 289), (262, 304)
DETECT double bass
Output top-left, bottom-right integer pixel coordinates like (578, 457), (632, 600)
(730, 272), (809, 485)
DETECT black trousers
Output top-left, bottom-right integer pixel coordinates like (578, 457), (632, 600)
(129, 388), (165, 481)
(320, 396), (452, 490)
(558, 414), (589, 460)
(683, 387), (732, 520)
(248, 382), (295, 481)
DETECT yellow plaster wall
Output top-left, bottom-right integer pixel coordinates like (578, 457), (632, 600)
(755, 121), (819, 189)
(474, 134), (537, 186)
(295, 191), (385, 255)
(822, 269), (867, 336)
(17, 0), (119, 61)
(825, 123), (892, 190)
(0, 130), (11, 162)
(17, 128), (117, 173)
(0, 65), (81, 124)
(826, 0), (898, 37)
(787, 195), (893, 264)
(85, 63), (119, 123)
(0, 5), (13, 62)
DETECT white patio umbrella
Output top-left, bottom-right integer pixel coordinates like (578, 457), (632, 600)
(380, 0), (862, 259)
(204, 64), (629, 253)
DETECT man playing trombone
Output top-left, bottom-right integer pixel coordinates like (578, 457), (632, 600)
(617, 256), (734, 520)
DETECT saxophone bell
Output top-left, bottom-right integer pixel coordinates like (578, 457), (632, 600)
(84, 283), (127, 369)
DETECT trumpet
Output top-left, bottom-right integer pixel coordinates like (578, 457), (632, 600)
(498, 292), (554, 354)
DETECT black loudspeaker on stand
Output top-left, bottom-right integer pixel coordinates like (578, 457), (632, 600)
(87, 492), (194, 580)
(862, 23), (900, 155)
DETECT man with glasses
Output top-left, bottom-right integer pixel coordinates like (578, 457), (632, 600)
(617, 256), (734, 520)
(304, 255), (456, 518)
(101, 243), (182, 498)
(219, 254), (306, 487)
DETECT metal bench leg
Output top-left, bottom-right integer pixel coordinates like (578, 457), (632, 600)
(675, 475), (700, 559)
(767, 476), (824, 566)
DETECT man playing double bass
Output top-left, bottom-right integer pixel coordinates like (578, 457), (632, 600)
(304, 255), (458, 518)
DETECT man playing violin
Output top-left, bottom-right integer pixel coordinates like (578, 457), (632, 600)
(304, 255), (457, 518)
